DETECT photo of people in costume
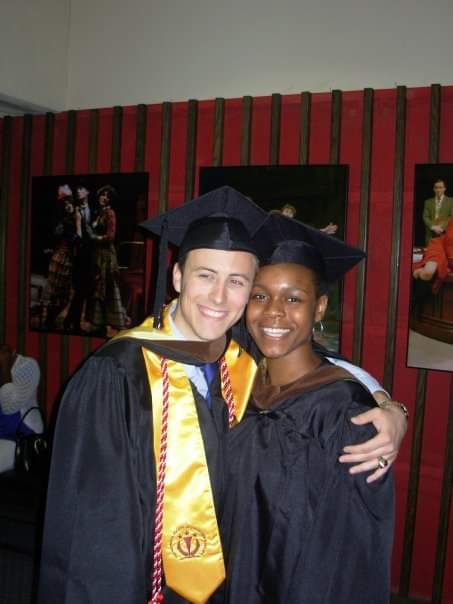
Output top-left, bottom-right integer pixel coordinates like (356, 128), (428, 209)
(407, 165), (453, 371)
(29, 172), (148, 338)
(199, 165), (347, 351)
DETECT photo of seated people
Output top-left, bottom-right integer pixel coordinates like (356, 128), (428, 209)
(408, 167), (453, 371)
(29, 173), (149, 338)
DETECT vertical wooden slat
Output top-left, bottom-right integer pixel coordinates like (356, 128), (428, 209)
(88, 109), (99, 174)
(184, 100), (198, 202)
(16, 114), (33, 353)
(269, 94), (281, 166)
(299, 92), (311, 165)
(159, 102), (172, 215)
(60, 110), (77, 385)
(135, 104), (147, 172)
(111, 106), (122, 172)
(240, 96), (253, 166)
(38, 113), (55, 406)
(0, 117), (12, 343)
(428, 82), (452, 604)
(428, 84), (441, 163)
(399, 370), (428, 595)
(399, 83), (440, 596)
(81, 109), (100, 359)
(146, 102), (171, 316)
(43, 113), (54, 175)
(432, 379), (453, 602)
(383, 86), (406, 393)
(133, 104), (148, 324)
(66, 110), (76, 175)
(352, 88), (374, 365)
(212, 98), (225, 168)
(329, 90), (342, 164)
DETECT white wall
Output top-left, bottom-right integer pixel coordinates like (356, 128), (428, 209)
(2, 0), (453, 113)
(0, 0), (70, 112)
(66, 0), (453, 109)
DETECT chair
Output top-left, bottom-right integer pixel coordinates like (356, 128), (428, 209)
(410, 272), (453, 344)
(0, 403), (50, 602)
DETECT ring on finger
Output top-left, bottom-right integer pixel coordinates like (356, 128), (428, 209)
(377, 456), (389, 469)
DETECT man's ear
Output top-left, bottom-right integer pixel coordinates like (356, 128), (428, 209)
(173, 262), (182, 294)
(315, 295), (329, 323)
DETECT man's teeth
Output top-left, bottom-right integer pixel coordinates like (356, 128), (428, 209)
(262, 327), (290, 337)
(202, 308), (227, 318)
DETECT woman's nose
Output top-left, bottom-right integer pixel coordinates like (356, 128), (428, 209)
(264, 298), (285, 316)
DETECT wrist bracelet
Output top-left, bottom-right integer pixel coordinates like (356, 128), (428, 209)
(379, 399), (409, 420)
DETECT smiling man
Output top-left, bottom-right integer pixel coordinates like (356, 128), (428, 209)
(38, 187), (406, 604)
(39, 187), (267, 604)
(172, 248), (256, 341)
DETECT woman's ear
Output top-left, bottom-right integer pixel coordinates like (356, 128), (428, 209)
(315, 295), (329, 323)
(172, 262), (182, 294)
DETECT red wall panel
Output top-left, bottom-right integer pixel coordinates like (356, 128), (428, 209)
(2, 84), (453, 602)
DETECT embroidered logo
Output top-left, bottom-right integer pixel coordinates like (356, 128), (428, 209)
(170, 525), (207, 559)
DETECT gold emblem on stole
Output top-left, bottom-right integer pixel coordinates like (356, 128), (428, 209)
(170, 525), (207, 559)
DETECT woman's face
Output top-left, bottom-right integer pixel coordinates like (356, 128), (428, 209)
(98, 191), (110, 206)
(64, 200), (74, 214)
(246, 263), (327, 361)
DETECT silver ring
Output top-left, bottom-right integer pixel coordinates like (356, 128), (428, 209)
(377, 456), (389, 469)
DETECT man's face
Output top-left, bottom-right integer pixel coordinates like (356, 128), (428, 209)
(77, 187), (89, 202)
(172, 248), (257, 341)
(434, 181), (446, 198)
(98, 191), (110, 206)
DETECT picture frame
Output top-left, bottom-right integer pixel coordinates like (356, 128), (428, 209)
(407, 164), (453, 371)
(199, 165), (349, 352)
(29, 172), (149, 338)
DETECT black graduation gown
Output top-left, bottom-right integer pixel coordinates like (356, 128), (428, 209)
(216, 363), (395, 604)
(38, 336), (229, 604)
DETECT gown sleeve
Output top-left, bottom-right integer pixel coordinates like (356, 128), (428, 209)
(38, 354), (155, 604)
(219, 380), (394, 604)
(282, 389), (395, 604)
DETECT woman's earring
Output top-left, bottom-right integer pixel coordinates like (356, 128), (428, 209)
(312, 320), (325, 335)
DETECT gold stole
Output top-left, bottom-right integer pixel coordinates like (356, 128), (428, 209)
(114, 303), (257, 603)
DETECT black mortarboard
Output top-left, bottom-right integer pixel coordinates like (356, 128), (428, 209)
(140, 186), (268, 326)
(253, 211), (366, 290)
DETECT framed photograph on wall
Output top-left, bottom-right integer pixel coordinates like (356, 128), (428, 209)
(407, 164), (453, 371)
(199, 165), (349, 352)
(29, 172), (149, 338)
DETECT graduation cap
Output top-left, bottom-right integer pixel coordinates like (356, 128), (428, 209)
(140, 186), (268, 326)
(253, 211), (366, 290)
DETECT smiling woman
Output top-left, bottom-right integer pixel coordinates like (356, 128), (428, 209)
(217, 213), (395, 604)
(247, 263), (328, 383)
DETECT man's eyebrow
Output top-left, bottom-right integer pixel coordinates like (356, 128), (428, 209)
(230, 272), (252, 282)
(192, 266), (252, 282)
(192, 266), (218, 273)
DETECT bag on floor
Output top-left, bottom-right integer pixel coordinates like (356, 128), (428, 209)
(14, 407), (49, 475)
